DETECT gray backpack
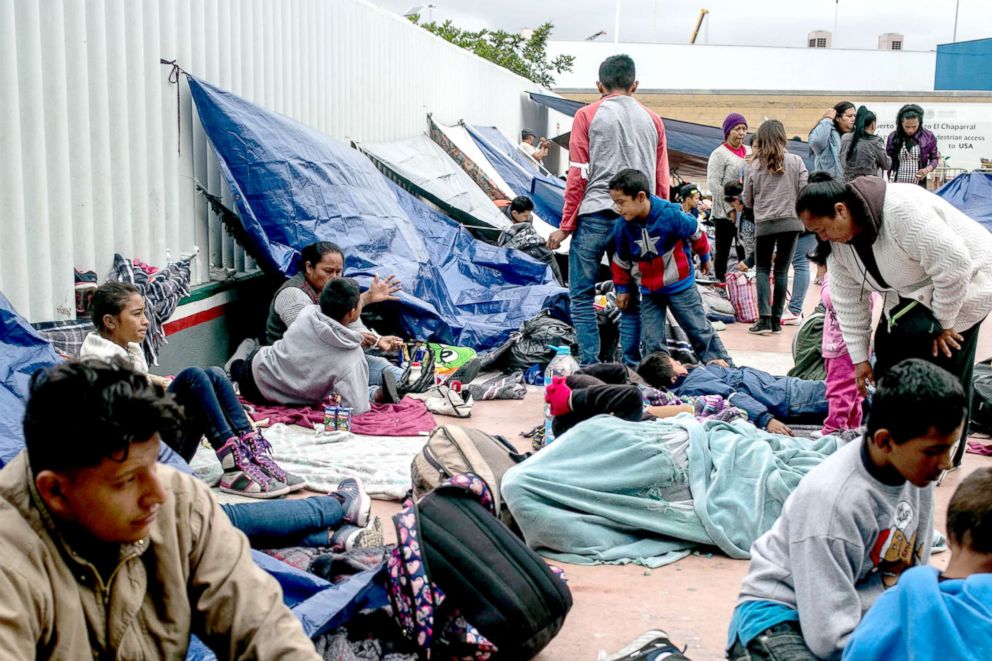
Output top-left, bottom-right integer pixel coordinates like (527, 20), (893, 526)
(411, 425), (529, 525)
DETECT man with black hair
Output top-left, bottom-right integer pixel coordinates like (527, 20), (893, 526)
(843, 467), (992, 660)
(498, 195), (563, 283)
(0, 360), (320, 658)
(637, 350), (825, 437)
(232, 277), (399, 413)
(519, 128), (549, 164)
(547, 53), (670, 366)
(610, 169), (731, 369)
(728, 359), (962, 660)
(679, 183), (701, 217)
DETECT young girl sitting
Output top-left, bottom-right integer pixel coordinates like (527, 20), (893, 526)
(80, 281), (303, 499)
(809, 243), (874, 435)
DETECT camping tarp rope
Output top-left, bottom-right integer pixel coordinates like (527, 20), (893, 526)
(186, 76), (565, 349)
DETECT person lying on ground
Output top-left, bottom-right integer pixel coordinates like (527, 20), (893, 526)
(544, 363), (747, 437)
(610, 168), (733, 368)
(498, 195), (564, 283)
(637, 351), (827, 437)
(0, 359), (321, 659)
(80, 281), (304, 499)
(233, 278), (405, 414)
(728, 359), (962, 661)
(842, 466), (992, 661)
(265, 241), (407, 391)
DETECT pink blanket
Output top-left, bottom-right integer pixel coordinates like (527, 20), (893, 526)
(967, 440), (992, 457)
(241, 397), (436, 437)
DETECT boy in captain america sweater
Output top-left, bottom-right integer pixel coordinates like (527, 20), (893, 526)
(610, 169), (732, 366)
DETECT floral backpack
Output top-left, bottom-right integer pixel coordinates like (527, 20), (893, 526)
(387, 473), (572, 659)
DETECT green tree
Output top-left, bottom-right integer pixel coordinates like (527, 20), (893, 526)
(409, 18), (574, 88)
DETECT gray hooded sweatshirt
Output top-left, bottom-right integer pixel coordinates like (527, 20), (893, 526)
(251, 305), (371, 413)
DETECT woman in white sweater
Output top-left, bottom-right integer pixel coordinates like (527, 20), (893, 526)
(797, 172), (992, 464)
(80, 282), (303, 498)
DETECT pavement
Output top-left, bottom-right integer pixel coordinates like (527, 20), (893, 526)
(367, 281), (992, 660)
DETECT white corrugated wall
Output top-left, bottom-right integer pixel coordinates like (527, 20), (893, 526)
(1, 0), (546, 322)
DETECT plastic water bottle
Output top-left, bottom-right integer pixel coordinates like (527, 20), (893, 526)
(543, 346), (578, 445)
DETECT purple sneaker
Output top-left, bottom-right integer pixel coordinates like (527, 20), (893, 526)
(241, 431), (306, 493)
(216, 438), (289, 499)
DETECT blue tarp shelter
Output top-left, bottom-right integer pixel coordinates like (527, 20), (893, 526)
(187, 77), (565, 350)
(937, 171), (992, 233)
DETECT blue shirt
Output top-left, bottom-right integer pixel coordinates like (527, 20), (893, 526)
(728, 600), (800, 647)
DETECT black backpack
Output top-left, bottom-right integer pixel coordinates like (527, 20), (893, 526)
(387, 474), (572, 659)
(972, 359), (992, 432)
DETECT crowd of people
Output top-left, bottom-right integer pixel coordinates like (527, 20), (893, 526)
(0, 51), (990, 661)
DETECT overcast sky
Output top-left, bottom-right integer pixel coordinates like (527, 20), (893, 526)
(369, 0), (990, 51)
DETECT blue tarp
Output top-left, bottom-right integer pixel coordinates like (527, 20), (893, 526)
(937, 171), (992, 233)
(526, 92), (814, 170)
(187, 77), (565, 350)
(0, 292), (60, 467)
(465, 124), (566, 227)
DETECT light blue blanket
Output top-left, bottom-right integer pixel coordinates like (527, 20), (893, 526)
(502, 414), (844, 567)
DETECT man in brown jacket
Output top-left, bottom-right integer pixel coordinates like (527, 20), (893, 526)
(0, 359), (320, 659)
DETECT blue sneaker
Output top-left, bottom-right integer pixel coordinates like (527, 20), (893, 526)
(329, 516), (384, 552)
(335, 477), (372, 527)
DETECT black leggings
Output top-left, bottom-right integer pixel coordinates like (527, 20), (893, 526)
(755, 232), (799, 319)
(714, 217), (745, 281)
(553, 364), (643, 436)
(873, 303), (984, 466)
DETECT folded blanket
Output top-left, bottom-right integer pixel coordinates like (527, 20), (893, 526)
(502, 414), (844, 567)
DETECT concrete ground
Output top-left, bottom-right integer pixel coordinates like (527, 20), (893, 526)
(367, 283), (992, 660)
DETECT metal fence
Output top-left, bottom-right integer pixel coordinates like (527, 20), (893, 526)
(1, 0), (545, 321)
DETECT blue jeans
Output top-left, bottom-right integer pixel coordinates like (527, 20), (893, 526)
(641, 285), (731, 363)
(367, 354), (404, 387)
(168, 366), (253, 461)
(221, 495), (343, 549)
(569, 210), (638, 365)
(787, 232), (817, 315)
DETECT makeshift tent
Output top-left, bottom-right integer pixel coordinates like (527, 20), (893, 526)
(428, 118), (568, 249)
(465, 123), (567, 227)
(937, 171), (992, 233)
(526, 92), (814, 181)
(187, 76), (565, 349)
(356, 133), (512, 238)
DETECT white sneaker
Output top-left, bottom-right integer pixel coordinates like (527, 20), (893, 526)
(781, 311), (804, 326)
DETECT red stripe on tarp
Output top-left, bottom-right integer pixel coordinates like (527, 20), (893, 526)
(163, 306), (226, 335)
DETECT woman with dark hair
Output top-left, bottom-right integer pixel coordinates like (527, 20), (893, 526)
(80, 282), (304, 498)
(707, 112), (749, 281)
(743, 120), (809, 335)
(796, 172), (992, 465)
(809, 101), (856, 179)
(840, 106), (891, 182)
(886, 104), (940, 186)
(265, 241), (407, 392)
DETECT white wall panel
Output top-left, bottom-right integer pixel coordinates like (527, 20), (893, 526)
(1, 0), (544, 322)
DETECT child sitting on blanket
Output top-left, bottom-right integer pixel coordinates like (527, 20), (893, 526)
(232, 278), (400, 414)
(728, 359), (962, 660)
(545, 363), (746, 437)
(80, 281), (303, 499)
(842, 467), (992, 661)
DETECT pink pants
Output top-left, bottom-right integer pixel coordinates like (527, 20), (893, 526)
(822, 353), (863, 434)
